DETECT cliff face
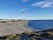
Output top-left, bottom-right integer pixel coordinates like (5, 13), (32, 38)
(0, 20), (32, 36)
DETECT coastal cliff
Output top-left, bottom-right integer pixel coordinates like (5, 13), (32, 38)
(0, 19), (32, 36)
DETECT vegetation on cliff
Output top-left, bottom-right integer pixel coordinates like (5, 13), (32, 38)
(0, 28), (53, 40)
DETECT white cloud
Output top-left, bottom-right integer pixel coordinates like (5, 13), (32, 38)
(19, 8), (27, 11)
(31, 1), (45, 6)
(21, 0), (28, 2)
(21, 14), (28, 15)
(41, 2), (53, 8)
(18, 8), (27, 13)
(19, 9), (28, 16)
(31, 0), (53, 8)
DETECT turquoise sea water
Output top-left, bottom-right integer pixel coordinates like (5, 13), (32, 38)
(28, 20), (53, 30)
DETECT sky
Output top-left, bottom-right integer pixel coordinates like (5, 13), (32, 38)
(0, 0), (53, 20)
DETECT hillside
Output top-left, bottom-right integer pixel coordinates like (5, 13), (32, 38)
(0, 28), (53, 40)
(0, 19), (32, 36)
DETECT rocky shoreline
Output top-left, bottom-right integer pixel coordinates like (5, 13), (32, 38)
(0, 19), (53, 40)
(0, 28), (53, 40)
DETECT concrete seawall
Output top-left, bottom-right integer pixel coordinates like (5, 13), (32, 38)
(0, 20), (32, 36)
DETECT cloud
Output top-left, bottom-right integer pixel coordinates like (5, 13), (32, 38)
(21, 0), (28, 2)
(18, 8), (27, 13)
(19, 9), (28, 15)
(31, 0), (53, 8)
(19, 8), (27, 11)
(21, 14), (28, 15)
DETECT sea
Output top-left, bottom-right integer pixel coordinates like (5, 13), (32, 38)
(21, 20), (53, 40)
(28, 20), (53, 30)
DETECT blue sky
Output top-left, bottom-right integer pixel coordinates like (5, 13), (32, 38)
(0, 0), (53, 20)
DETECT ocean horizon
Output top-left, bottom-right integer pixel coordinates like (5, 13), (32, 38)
(28, 20), (53, 30)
